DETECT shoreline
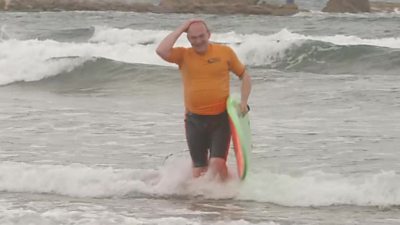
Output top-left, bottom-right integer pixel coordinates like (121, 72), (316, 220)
(0, 0), (300, 16)
(0, 0), (399, 15)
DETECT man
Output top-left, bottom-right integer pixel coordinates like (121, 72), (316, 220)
(156, 19), (251, 180)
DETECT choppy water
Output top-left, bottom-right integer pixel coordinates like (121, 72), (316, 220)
(1, 7), (400, 225)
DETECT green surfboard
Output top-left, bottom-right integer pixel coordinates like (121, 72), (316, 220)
(226, 95), (251, 180)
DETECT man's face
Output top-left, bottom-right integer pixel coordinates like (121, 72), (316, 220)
(187, 22), (210, 54)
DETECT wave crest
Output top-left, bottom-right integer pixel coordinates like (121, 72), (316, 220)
(2, 28), (400, 86)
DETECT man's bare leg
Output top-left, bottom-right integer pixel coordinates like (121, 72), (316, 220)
(192, 166), (207, 178)
(208, 158), (228, 180)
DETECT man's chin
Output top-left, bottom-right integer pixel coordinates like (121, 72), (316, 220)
(194, 46), (207, 54)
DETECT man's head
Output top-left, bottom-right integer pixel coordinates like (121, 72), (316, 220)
(186, 21), (210, 54)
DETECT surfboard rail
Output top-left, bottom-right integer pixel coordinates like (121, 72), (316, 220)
(226, 95), (251, 180)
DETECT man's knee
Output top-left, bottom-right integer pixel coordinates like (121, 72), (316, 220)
(209, 157), (226, 166)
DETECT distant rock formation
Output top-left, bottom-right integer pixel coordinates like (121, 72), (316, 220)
(322, 0), (371, 13)
(159, 0), (258, 7)
(0, 0), (300, 16)
(0, 0), (154, 11)
(156, 0), (299, 15)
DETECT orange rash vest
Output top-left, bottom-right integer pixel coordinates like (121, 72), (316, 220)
(166, 43), (245, 115)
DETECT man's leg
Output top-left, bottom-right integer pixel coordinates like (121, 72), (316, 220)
(192, 166), (207, 178)
(185, 113), (209, 178)
(208, 158), (228, 180)
(209, 112), (231, 180)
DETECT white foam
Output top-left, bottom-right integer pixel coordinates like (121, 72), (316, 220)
(0, 160), (240, 199)
(0, 161), (147, 197)
(0, 35), (170, 85)
(0, 201), (181, 225)
(91, 25), (400, 52)
(1, 160), (400, 207)
(0, 201), (279, 225)
(89, 26), (169, 46)
(240, 170), (400, 207)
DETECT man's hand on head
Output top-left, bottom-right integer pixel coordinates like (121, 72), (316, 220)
(180, 19), (204, 33)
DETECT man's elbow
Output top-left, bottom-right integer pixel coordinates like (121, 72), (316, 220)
(155, 48), (163, 57)
(155, 48), (170, 60)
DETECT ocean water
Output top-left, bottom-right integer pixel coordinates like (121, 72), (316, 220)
(1, 7), (400, 225)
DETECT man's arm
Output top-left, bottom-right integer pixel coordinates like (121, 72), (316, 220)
(240, 71), (252, 114)
(156, 19), (201, 61)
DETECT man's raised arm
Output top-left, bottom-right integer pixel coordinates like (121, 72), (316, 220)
(156, 19), (201, 61)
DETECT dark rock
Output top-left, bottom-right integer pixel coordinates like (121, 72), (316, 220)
(322, 0), (371, 13)
(157, 0), (298, 15)
(0, 0), (299, 15)
(1, 0), (155, 11)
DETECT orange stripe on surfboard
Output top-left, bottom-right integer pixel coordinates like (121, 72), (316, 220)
(229, 118), (246, 179)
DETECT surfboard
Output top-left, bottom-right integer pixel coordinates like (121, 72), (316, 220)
(226, 95), (251, 180)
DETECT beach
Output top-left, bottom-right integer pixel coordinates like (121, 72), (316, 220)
(1, 2), (400, 224)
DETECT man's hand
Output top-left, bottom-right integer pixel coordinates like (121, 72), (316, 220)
(179, 19), (204, 33)
(240, 101), (249, 116)
(156, 19), (203, 61)
(239, 71), (251, 116)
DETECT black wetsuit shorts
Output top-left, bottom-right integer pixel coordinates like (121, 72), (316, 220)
(184, 111), (231, 168)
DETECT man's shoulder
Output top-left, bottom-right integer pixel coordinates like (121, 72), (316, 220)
(210, 43), (234, 55)
(171, 47), (190, 57)
(211, 43), (230, 49)
(173, 46), (189, 51)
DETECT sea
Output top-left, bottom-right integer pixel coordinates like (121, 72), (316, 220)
(1, 0), (400, 224)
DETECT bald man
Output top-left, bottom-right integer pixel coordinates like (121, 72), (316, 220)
(156, 19), (251, 180)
